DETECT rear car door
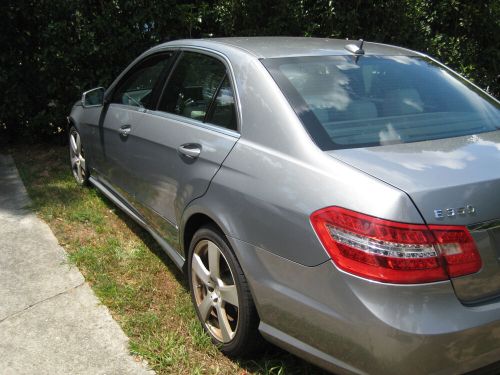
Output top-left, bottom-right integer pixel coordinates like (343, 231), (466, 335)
(91, 52), (176, 194)
(121, 50), (239, 254)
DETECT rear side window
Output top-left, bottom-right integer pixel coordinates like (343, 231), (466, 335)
(158, 52), (237, 130)
(263, 56), (500, 150)
(111, 53), (174, 109)
(206, 77), (237, 131)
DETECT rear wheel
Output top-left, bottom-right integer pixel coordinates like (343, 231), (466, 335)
(188, 226), (263, 357)
(69, 126), (89, 186)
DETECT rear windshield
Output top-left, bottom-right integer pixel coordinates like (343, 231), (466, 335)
(263, 55), (500, 150)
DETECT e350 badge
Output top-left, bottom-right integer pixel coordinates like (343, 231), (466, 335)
(434, 205), (476, 219)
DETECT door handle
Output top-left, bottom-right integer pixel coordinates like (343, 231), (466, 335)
(119, 125), (131, 137)
(178, 144), (201, 159)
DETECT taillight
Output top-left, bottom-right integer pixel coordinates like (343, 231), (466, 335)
(310, 206), (482, 284)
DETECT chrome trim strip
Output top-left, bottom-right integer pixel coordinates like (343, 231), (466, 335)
(468, 219), (500, 232)
(144, 109), (240, 138)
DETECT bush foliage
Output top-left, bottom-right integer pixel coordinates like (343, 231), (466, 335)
(1, 0), (498, 142)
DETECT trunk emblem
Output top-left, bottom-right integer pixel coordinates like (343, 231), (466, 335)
(434, 205), (476, 219)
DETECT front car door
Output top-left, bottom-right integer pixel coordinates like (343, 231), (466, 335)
(90, 52), (176, 195)
(121, 50), (240, 255)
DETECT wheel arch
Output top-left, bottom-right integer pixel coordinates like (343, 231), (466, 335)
(67, 101), (86, 134)
(67, 116), (78, 132)
(181, 210), (228, 263)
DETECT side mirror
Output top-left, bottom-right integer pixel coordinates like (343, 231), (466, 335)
(82, 87), (105, 108)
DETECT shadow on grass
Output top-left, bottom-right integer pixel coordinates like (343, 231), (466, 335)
(96, 188), (187, 285)
(94, 188), (328, 375)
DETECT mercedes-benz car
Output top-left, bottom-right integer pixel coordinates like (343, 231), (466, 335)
(68, 37), (500, 375)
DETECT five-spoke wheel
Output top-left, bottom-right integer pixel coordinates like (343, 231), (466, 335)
(191, 239), (239, 342)
(69, 126), (89, 185)
(188, 226), (263, 356)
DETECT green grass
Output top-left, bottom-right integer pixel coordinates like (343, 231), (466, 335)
(12, 145), (326, 375)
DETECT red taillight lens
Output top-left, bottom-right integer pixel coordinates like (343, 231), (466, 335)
(429, 226), (482, 278)
(310, 207), (482, 284)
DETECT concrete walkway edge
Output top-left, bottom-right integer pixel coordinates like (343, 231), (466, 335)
(0, 154), (154, 375)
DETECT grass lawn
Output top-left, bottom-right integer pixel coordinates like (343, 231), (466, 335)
(11, 145), (326, 375)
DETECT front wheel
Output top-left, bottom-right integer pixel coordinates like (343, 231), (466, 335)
(68, 126), (89, 186)
(187, 226), (263, 357)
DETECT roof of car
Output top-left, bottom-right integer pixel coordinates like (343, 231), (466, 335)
(158, 37), (421, 59)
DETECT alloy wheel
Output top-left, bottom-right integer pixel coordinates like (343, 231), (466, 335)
(69, 129), (87, 184)
(191, 239), (239, 343)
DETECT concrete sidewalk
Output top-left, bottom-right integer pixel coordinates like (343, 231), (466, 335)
(0, 155), (153, 375)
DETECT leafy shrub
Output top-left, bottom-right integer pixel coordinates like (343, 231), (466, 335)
(1, 0), (498, 143)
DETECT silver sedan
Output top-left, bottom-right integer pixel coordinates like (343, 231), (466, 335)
(68, 37), (500, 375)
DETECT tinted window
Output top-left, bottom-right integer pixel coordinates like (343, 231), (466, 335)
(112, 53), (174, 109)
(206, 76), (237, 131)
(263, 56), (500, 150)
(159, 52), (227, 122)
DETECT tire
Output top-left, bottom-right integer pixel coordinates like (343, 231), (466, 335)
(187, 225), (263, 357)
(68, 126), (89, 186)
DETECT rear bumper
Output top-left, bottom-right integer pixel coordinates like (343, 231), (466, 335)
(229, 237), (500, 375)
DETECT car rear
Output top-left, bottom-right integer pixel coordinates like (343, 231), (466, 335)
(244, 241), (500, 375)
(258, 46), (500, 373)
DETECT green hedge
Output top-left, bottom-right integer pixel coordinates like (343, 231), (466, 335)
(1, 0), (498, 142)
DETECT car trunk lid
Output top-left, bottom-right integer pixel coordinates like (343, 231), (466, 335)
(328, 130), (500, 303)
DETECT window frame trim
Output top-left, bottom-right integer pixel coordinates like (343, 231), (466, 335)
(204, 73), (236, 128)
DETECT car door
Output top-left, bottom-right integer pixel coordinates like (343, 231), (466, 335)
(90, 52), (176, 196)
(121, 50), (240, 254)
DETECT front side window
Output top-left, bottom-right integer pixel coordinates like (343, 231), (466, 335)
(111, 52), (174, 109)
(159, 52), (237, 130)
(263, 55), (500, 150)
